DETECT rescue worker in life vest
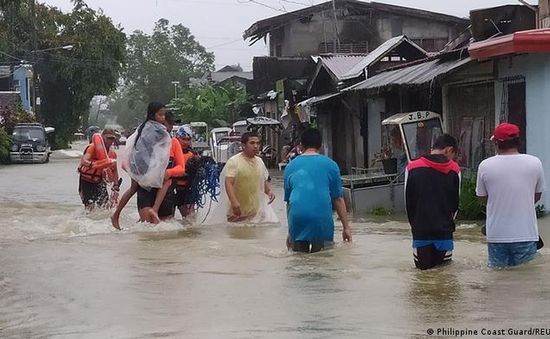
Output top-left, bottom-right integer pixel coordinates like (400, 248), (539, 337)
(78, 128), (120, 210)
(173, 126), (198, 219)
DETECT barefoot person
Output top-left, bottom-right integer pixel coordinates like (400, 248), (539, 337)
(283, 128), (351, 253)
(111, 102), (172, 229)
(224, 132), (275, 222)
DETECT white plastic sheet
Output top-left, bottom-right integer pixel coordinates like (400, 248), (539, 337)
(122, 121), (171, 189)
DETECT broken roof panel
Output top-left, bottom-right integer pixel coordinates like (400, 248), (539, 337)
(243, 0), (469, 43)
(341, 35), (427, 80)
(345, 56), (471, 91)
(318, 54), (368, 81)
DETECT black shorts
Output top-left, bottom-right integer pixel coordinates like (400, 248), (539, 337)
(174, 186), (195, 207)
(79, 177), (108, 207)
(137, 187), (175, 218)
(291, 241), (334, 254)
(413, 245), (452, 270)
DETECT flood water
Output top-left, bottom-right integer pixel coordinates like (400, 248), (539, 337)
(1, 145), (550, 338)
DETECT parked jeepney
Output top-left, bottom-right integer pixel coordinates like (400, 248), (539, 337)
(342, 111), (444, 213)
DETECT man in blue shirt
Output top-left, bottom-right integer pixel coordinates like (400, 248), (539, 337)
(284, 128), (352, 253)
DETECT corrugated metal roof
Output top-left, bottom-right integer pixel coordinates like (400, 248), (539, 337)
(346, 57), (471, 91)
(297, 92), (342, 107)
(210, 71), (253, 83)
(341, 35), (427, 80)
(318, 55), (367, 81)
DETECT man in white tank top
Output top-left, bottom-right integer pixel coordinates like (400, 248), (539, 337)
(476, 123), (546, 267)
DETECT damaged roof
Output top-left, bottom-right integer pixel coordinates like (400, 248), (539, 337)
(243, 0), (469, 44)
(345, 54), (471, 91)
(341, 35), (427, 80)
(317, 54), (368, 81)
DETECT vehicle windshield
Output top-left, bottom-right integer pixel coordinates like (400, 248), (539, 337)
(401, 118), (443, 160)
(214, 131), (229, 143)
(12, 127), (46, 142)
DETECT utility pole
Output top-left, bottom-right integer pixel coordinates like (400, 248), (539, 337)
(29, 0), (39, 121)
(331, 0), (340, 53)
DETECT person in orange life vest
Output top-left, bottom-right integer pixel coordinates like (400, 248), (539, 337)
(144, 112), (186, 221)
(173, 126), (198, 219)
(78, 128), (119, 210)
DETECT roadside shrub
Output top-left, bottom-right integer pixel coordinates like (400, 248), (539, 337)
(0, 127), (11, 164)
(457, 173), (485, 220)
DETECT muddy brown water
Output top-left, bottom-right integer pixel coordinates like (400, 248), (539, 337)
(1, 150), (550, 338)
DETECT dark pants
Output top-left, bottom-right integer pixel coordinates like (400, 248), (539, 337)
(413, 244), (452, 270)
(137, 187), (175, 219)
(291, 241), (333, 254)
(79, 177), (108, 207)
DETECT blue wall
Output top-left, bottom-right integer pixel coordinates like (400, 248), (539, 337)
(496, 54), (550, 209)
(13, 65), (32, 113)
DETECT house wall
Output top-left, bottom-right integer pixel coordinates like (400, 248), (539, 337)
(367, 97), (385, 165)
(495, 54), (550, 209)
(269, 9), (466, 57)
(317, 108), (333, 157)
(13, 66), (32, 113)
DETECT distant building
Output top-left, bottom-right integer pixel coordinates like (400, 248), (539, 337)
(244, 0), (469, 56)
(191, 65), (253, 88)
(0, 64), (34, 113)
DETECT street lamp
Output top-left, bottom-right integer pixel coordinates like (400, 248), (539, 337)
(29, 44), (74, 120)
(30, 45), (74, 53)
(171, 80), (180, 100)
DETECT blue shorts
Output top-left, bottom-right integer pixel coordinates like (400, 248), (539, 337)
(488, 241), (538, 268)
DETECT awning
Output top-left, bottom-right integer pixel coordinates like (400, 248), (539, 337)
(345, 57), (471, 91)
(469, 29), (550, 60)
(297, 92), (342, 107)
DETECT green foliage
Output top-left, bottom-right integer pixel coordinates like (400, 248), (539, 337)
(170, 84), (248, 127)
(0, 101), (35, 133)
(0, 127), (10, 164)
(38, 1), (126, 148)
(107, 87), (147, 130)
(125, 19), (214, 104)
(536, 205), (546, 219)
(371, 207), (393, 216)
(457, 173), (486, 220)
(0, 0), (126, 149)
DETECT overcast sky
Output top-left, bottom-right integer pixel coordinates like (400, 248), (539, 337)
(41, 0), (530, 71)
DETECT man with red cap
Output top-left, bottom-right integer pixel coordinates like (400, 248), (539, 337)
(476, 122), (546, 268)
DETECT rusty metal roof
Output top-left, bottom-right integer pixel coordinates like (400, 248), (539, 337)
(345, 56), (471, 91)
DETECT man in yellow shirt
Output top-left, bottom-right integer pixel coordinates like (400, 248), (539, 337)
(225, 132), (276, 221)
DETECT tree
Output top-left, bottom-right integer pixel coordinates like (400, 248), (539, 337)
(106, 87), (147, 130)
(0, 0), (126, 148)
(37, 1), (126, 148)
(171, 83), (248, 127)
(125, 19), (214, 105)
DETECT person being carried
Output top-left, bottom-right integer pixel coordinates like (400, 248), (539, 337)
(405, 134), (460, 270)
(110, 102), (175, 229)
(284, 128), (351, 253)
(224, 131), (275, 222)
(78, 128), (120, 211)
(476, 123), (546, 268)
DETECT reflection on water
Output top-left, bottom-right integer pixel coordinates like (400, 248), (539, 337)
(1, 157), (550, 338)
